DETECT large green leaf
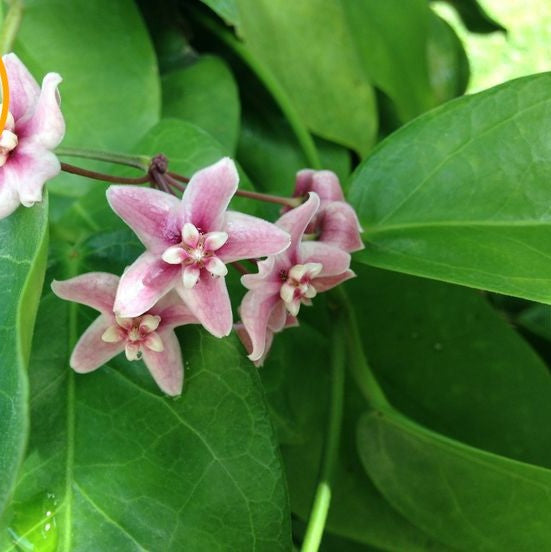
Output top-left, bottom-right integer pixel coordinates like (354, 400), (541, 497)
(349, 73), (551, 304)
(235, 0), (378, 155)
(358, 409), (551, 551)
(4, 292), (290, 551)
(15, 0), (160, 197)
(0, 200), (49, 517)
(347, 265), (551, 466)
(162, 55), (240, 154)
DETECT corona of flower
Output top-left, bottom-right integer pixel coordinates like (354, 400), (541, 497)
(51, 272), (197, 396)
(0, 53), (65, 219)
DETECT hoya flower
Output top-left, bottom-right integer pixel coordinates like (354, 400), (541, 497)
(0, 53), (65, 219)
(51, 272), (197, 396)
(107, 157), (290, 338)
(291, 169), (363, 253)
(239, 193), (355, 362)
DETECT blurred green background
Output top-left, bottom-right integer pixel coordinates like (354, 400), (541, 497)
(435, 0), (551, 92)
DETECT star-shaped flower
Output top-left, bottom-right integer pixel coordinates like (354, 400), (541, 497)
(107, 157), (290, 338)
(0, 53), (65, 219)
(291, 169), (363, 253)
(52, 272), (197, 396)
(239, 193), (355, 362)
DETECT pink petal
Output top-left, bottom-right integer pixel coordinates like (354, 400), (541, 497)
(240, 257), (282, 293)
(70, 315), (125, 373)
(235, 322), (274, 368)
(177, 272), (232, 338)
(3, 54), (40, 122)
(142, 330), (184, 396)
(298, 241), (351, 277)
(51, 272), (119, 314)
(180, 157), (238, 232)
(218, 211), (290, 263)
(152, 291), (198, 329)
(239, 290), (280, 362)
(295, 169), (344, 201)
(267, 300), (287, 332)
(276, 192), (320, 262)
(0, 178), (20, 219)
(107, 186), (181, 253)
(114, 252), (180, 318)
(5, 144), (60, 206)
(18, 73), (65, 149)
(313, 269), (356, 292)
(319, 202), (364, 253)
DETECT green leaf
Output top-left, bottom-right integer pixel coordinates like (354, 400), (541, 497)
(200, 0), (240, 27)
(0, 200), (49, 517)
(4, 292), (290, 550)
(235, 0), (378, 155)
(15, 0), (160, 197)
(427, 13), (470, 104)
(162, 55), (240, 154)
(349, 73), (551, 304)
(357, 409), (551, 551)
(261, 322), (447, 550)
(237, 92), (351, 195)
(347, 265), (551, 465)
(440, 0), (506, 34)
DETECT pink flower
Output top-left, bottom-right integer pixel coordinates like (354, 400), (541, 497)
(107, 157), (291, 338)
(0, 53), (65, 219)
(51, 272), (197, 396)
(239, 193), (355, 362)
(291, 169), (363, 253)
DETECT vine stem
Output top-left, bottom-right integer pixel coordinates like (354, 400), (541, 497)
(167, 170), (302, 208)
(56, 146), (151, 171)
(301, 319), (346, 552)
(333, 287), (390, 410)
(192, 9), (322, 170)
(60, 162), (150, 184)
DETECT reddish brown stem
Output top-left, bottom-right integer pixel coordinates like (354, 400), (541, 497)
(60, 162), (150, 184)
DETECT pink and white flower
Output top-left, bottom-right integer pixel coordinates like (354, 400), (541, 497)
(51, 272), (197, 396)
(107, 157), (291, 338)
(0, 53), (65, 219)
(291, 169), (363, 253)
(239, 193), (355, 362)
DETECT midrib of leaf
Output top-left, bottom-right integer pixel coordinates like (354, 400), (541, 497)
(367, 220), (551, 234)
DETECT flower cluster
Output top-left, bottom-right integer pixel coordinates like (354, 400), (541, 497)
(2, 53), (363, 396)
(52, 159), (362, 395)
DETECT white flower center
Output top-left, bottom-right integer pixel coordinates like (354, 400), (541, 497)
(279, 262), (323, 316)
(101, 313), (164, 361)
(0, 108), (17, 167)
(161, 222), (229, 288)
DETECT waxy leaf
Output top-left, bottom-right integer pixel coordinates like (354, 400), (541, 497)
(349, 73), (551, 304)
(358, 410), (551, 551)
(4, 292), (290, 550)
(162, 55), (240, 154)
(0, 200), (48, 516)
(347, 265), (551, 466)
(235, 0), (378, 155)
